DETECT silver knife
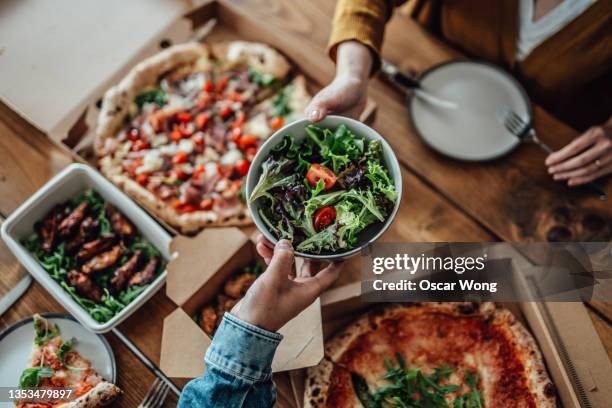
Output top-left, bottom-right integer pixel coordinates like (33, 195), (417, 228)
(0, 274), (32, 317)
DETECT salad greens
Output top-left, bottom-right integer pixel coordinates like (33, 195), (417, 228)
(353, 353), (483, 408)
(249, 124), (397, 254)
(23, 189), (165, 323)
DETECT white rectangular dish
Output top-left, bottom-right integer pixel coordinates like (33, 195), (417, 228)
(1, 164), (172, 333)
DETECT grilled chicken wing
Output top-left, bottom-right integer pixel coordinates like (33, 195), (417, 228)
(106, 204), (135, 239)
(224, 273), (256, 299)
(199, 306), (218, 336)
(67, 270), (102, 303)
(110, 250), (143, 293)
(66, 217), (99, 254)
(81, 245), (122, 274)
(35, 204), (69, 254)
(77, 235), (116, 263)
(128, 257), (159, 287)
(58, 202), (89, 238)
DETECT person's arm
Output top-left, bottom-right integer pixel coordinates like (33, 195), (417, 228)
(546, 116), (612, 186)
(178, 238), (342, 408)
(306, 0), (406, 122)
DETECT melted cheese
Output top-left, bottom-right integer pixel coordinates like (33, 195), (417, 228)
(178, 139), (195, 154)
(244, 113), (271, 139)
(137, 150), (164, 174)
(220, 149), (243, 166)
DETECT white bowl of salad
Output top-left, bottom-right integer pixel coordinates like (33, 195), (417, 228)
(246, 116), (402, 260)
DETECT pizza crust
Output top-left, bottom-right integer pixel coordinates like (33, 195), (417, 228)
(95, 43), (210, 156)
(310, 303), (556, 408)
(58, 382), (122, 408)
(211, 41), (291, 80)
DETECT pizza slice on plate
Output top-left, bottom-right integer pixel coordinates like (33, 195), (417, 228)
(16, 314), (121, 408)
(305, 303), (557, 408)
(95, 41), (310, 233)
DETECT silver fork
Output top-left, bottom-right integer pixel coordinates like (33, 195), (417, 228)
(499, 108), (553, 154)
(500, 108), (607, 201)
(138, 378), (170, 408)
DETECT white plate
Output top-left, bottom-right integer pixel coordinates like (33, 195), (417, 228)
(409, 61), (531, 161)
(0, 314), (116, 407)
(1, 164), (173, 333)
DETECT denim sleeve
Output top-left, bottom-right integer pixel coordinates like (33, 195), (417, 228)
(177, 313), (283, 408)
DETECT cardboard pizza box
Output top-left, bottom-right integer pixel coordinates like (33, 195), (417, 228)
(159, 227), (324, 378)
(0, 0), (376, 237)
(287, 250), (612, 408)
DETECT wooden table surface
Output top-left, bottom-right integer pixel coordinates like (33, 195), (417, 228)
(0, 1), (610, 407)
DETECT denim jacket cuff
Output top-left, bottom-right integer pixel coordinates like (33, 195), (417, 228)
(205, 313), (283, 382)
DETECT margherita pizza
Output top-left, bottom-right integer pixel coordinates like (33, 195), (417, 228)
(305, 303), (556, 408)
(95, 41), (310, 233)
(16, 315), (121, 407)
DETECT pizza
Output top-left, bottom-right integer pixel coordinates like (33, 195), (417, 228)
(305, 303), (557, 407)
(16, 315), (121, 407)
(95, 41), (311, 233)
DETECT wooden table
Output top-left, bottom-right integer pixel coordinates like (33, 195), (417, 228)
(0, 1), (610, 407)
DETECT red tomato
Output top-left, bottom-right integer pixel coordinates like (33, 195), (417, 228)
(219, 104), (233, 119)
(176, 112), (191, 123)
(245, 147), (258, 157)
(216, 76), (229, 93)
(238, 134), (258, 150)
(313, 207), (336, 231)
(136, 173), (149, 186)
(231, 127), (242, 144)
(227, 91), (243, 102)
(132, 140), (150, 152)
(306, 164), (336, 190)
(235, 159), (250, 177)
(200, 198), (213, 210)
(269, 116), (284, 130)
(181, 204), (198, 213)
(203, 79), (214, 92)
(193, 133), (204, 146)
(172, 199), (183, 209)
(232, 111), (245, 128)
(127, 127), (140, 141)
(170, 126), (182, 142)
(195, 112), (209, 130)
(193, 164), (205, 179)
(173, 151), (188, 164)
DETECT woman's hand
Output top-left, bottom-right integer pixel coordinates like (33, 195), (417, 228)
(546, 122), (612, 186)
(230, 235), (342, 332)
(305, 41), (372, 122)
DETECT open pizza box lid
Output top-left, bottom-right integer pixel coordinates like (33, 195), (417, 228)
(287, 247), (612, 408)
(159, 227), (324, 378)
(0, 0), (197, 144)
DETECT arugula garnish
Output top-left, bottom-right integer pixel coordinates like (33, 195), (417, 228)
(57, 337), (76, 364)
(135, 88), (166, 110)
(19, 367), (54, 388)
(351, 354), (483, 408)
(33, 315), (59, 346)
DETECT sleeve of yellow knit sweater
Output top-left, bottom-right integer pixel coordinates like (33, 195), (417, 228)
(328, 0), (407, 72)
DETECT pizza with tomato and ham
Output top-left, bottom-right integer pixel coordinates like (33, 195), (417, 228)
(305, 303), (557, 408)
(16, 315), (121, 407)
(95, 41), (310, 233)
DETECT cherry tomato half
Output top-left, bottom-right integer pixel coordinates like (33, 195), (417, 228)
(269, 116), (284, 130)
(172, 151), (188, 164)
(235, 159), (250, 177)
(306, 164), (336, 190)
(313, 207), (336, 232)
(238, 134), (258, 150)
(136, 173), (149, 186)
